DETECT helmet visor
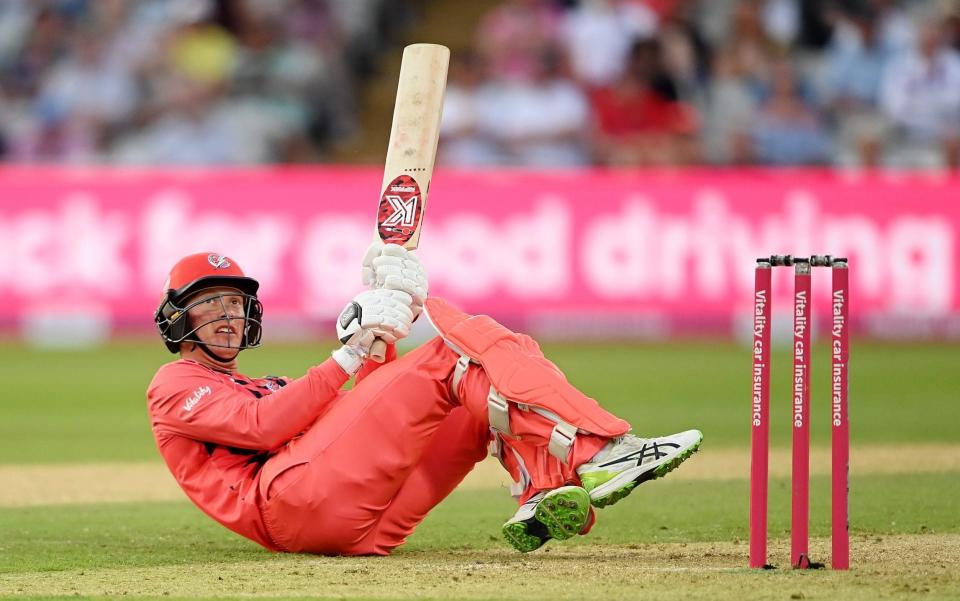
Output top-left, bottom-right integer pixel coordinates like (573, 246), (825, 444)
(156, 291), (263, 352)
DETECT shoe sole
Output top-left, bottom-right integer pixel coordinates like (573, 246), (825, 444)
(535, 487), (590, 540)
(589, 436), (702, 509)
(502, 487), (590, 553)
(502, 520), (546, 553)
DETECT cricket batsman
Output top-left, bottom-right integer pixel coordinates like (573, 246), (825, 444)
(147, 245), (702, 555)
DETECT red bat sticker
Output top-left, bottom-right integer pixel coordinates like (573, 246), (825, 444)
(377, 175), (423, 245)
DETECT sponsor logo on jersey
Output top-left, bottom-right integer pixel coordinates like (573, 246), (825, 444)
(183, 385), (212, 413)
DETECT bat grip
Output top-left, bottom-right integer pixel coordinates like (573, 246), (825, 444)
(369, 338), (387, 363)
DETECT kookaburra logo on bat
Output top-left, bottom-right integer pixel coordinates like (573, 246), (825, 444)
(383, 195), (419, 228)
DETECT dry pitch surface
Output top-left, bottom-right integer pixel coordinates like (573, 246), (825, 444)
(2, 535), (957, 600)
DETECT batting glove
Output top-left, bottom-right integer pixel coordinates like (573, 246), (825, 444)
(361, 241), (428, 319)
(331, 289), (414, 375)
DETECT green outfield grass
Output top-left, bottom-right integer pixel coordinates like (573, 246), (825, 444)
(0, 339), (958, 600)
(3, 473), (957, 574)
(1, 338), (958, 462)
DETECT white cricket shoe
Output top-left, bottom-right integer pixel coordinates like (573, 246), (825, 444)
(577, 429), (703, 508)
(501, 485), (591, 553)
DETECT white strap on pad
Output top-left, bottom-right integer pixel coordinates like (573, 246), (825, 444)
(487, 387), (513, 437)
(548, 421), (578, 464)
(450, 354), (472, 403)
(446, 344), (578, 464)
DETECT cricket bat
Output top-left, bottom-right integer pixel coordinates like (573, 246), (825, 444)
(370, 43), (450, 361)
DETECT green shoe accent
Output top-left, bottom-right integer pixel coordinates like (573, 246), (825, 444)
(589, 438), (702, 509)
(502, 521), (545, 553)
(579, 470), (616, 494)
(591, 481), (637, 509)
(533, 487), (590, 540)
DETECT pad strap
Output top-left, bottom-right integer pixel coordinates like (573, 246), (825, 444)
(530, 406), (579, 463)
(548, 421), (578, 464)
(487, 387), (513, 436)
(507, 445), (531, 499)
(446, 339), (578, 463)
(487, 389), (579, 463)
(450, 354), (472, 403)
(488, 430), (502, 458)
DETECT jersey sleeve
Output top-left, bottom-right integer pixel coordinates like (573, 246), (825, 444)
(147, 359), (350, 452)
(355, 341), (398, 384)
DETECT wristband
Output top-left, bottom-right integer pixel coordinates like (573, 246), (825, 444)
(332, 345), (365, 377)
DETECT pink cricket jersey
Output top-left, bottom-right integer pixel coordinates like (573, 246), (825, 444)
(145, 357), (356, 549)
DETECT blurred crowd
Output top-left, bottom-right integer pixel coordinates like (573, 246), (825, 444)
(442, 0), (960, 169)
(0, 0), (410, 164)
(1, 0), (959, 169)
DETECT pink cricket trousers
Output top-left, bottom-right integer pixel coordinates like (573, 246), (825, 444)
(259, 337), (608, 555)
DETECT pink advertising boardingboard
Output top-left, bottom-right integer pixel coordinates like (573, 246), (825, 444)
(1, 167), (957, 340)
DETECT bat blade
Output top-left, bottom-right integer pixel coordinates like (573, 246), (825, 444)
(371, 43), (449, 361)
(376, 43), (449, 249)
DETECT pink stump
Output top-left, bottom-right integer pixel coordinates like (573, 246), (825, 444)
(832, 260), (850, 569)
(792, 260), (812, 568)
(750, 260), (772, 568)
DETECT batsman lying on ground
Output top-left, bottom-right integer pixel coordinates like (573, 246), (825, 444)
(148, 246), (702, 555)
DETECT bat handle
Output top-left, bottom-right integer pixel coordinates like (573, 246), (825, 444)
(369, 338), (387, 363)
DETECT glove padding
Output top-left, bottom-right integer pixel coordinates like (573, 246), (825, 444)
(362, 241), (428, 319)
(336, 289), (414, 353)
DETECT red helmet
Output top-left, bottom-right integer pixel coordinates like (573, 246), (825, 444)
(154, 252), (263, 354)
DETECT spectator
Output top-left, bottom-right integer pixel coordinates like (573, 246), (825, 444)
(279, 0), (361, 153)
(0, 0), (400, 166)
(9, 102), (97, 163)
(658, 11), (712, 104)
(727, 0), (779, 87)
(702, 45), (756, 164)
(110, 74), (248, 165)
(0, 1), (36, 64)
(793, 0), (834, 51)
(590, 38), (699, 166)
(229, 15), (339, 161)
(166, 3), (237, 87)
(2, 0), (959, 170)
(36, 25), (138, 127)
(880, 17), (960, 168)
(874, 0), (917, 53)
(559, 0), (659, 88)
(11, 15), (139, 162)
(750, 58), (832, 165)
(475, 0), (562, 83)
(0, 7), (66, 100)
(438, 50), (500, 167)
(761, 0), (800, 47)
(948, 10), (960, 53)
(478, 46), (590, 167)
(822, 6), (895, 166)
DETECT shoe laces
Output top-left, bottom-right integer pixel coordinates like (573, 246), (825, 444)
(610, 434), (648, 453)
(587, 434), (645, 465)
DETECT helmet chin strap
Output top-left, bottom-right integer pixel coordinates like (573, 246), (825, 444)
(193, 341), (242, 364)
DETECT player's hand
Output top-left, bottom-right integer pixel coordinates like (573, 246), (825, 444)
(362, 241), (428, 319)
(332, 289), (414, 375)
(337, 289), (414, 347)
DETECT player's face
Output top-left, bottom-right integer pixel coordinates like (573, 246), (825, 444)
(186, 287), (247, 349)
